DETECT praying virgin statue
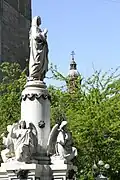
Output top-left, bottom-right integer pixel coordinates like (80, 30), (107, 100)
(29, 16), (49, 81)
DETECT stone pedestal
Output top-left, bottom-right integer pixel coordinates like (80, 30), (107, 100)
(0, 166), (8, 180)
(21, 81), (50, 158)
(51, 163), (77, 180)
(0, 161), (77, 180)
(0, 162), (52, 180)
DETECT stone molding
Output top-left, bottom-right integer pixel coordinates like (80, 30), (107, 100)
(21, 93), (51, 101)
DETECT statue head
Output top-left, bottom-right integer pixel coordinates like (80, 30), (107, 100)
(7, 125), (12, 133)
(20, 121), (26, 129)
(59, 121), (67, 130)
(32, 16), (41, 27)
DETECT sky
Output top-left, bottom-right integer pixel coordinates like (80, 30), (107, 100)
(32, 0), (120, 85)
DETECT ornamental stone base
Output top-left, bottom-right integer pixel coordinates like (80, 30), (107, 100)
(0, 161), (77, 180)
(0, 162), (52, 180)
(50, 163), (77, 180)
(21, 80), (50, 156)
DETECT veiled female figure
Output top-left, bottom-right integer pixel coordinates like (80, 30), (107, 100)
(29, 16), (49, 81)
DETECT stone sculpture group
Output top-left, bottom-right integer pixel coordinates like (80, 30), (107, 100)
(0, 16), (77, 180)
(1, 120), (77, 164)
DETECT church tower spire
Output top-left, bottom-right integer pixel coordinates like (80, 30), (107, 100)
(67, 51), (80, 92)
(68, 51), (79, 79)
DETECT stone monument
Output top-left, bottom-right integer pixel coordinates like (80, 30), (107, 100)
(0, 16), (77, 180)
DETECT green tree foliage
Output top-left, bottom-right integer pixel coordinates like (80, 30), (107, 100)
(0, 62), (120, 180)
(0, 62), (26, 162)
(49, 66), (120, 180)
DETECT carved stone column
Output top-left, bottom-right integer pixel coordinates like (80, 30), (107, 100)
(21, 81), (51, 162)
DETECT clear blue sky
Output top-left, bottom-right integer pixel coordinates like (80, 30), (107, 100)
(32, 0), (120, 85)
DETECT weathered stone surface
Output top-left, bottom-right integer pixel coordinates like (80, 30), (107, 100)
(0, 0), (31, 68)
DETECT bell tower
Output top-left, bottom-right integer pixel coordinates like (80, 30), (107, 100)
(67, 51), (81, 92)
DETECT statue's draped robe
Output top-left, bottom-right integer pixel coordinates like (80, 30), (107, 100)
(29, 16), (48, 80)
(57, 130), (73, 159)
(14, 129), (37, 162)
